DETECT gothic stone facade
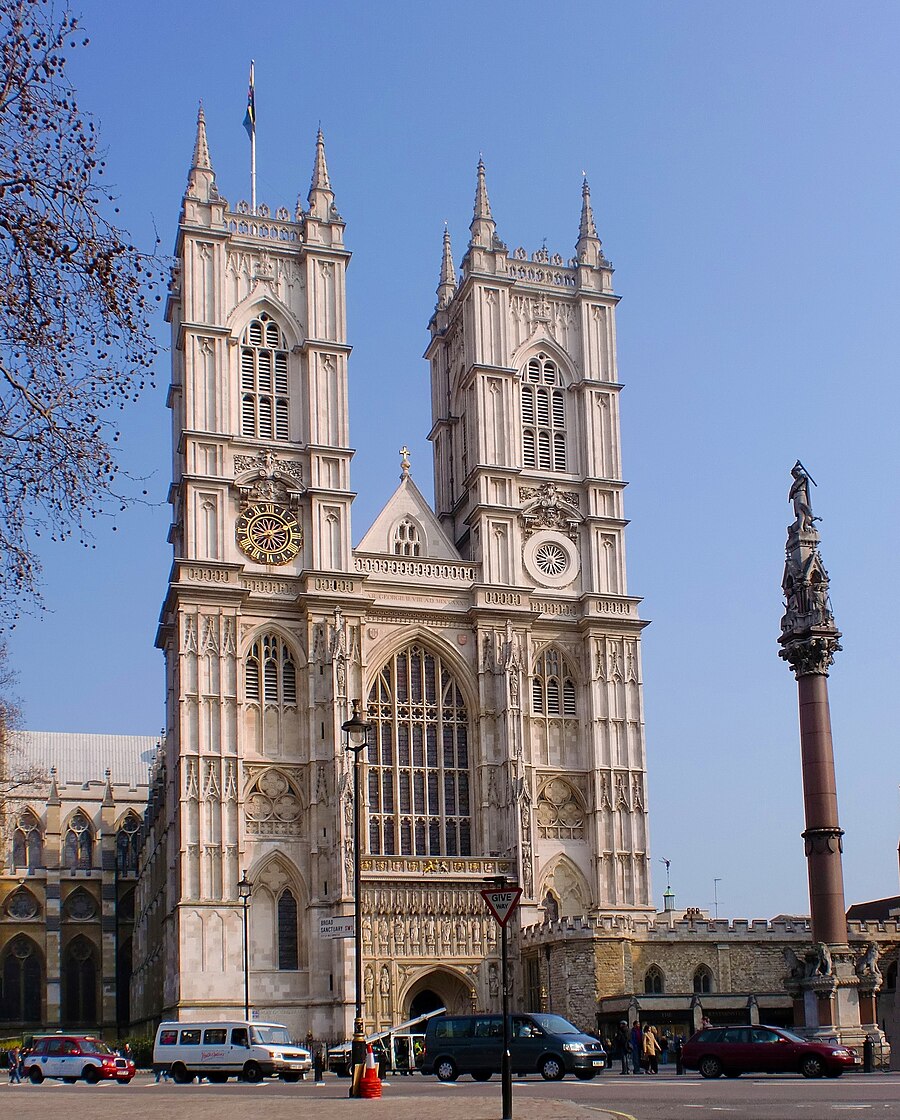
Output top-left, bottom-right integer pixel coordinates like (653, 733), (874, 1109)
(130, 116), (653, 1039)
(1, 731), (155, 1035)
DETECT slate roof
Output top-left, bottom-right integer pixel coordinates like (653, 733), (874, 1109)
(9, 730), (158, 790)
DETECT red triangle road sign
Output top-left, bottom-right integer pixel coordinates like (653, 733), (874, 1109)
(481, 886), (523, 927)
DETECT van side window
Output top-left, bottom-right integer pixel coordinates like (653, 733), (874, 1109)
(204, 1029), (227, 1044)
(158, 1030), (178, 1046)
(231, 1028), (249, 1047)
(435, 1017), (473, 1039)
(473, 1017), (502, 1038)
(180, 1029), (201, 1045)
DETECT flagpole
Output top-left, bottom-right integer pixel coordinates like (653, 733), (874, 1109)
(249, 59), (256, 214)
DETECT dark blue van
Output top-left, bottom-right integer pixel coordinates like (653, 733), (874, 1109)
(421, 1012), (607, 1081)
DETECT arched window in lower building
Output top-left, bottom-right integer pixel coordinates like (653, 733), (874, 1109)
(644, 965), (664, 994)
(63, 811), (93, 870)
(116, 813), (142, 876)
(63, 935), (97, 1024)
(366, 644), (471, 857)
(277, 888), (299, 970)
(693, 965), (714, 994)
(12, 809), (43, 869)
(0, 935), (42, 1023)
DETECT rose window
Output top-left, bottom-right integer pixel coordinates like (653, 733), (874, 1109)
(534, 541), (569, 576)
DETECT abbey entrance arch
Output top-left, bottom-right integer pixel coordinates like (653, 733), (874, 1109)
(403, 967), (474, 1020)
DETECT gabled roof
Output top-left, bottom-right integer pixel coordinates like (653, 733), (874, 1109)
(356, 475), (461, 561)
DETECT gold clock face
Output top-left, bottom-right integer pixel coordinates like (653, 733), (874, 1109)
(236, 503), (302, 565)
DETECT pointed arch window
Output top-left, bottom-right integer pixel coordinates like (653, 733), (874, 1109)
(644, 965), (664, 994)
(0, 935), (42, 1023)
(532, 648), (576, 716)
(277, 888), (299, 970)
(366, 644), (471, 857)
(63, 811), (93, 870)
(240, 313), (290, 441)
(12, 809), (43, 869)
(116, 814), (142, 876)
(63, 935), (97, 1024)
(393, 518), (421, 557)
(245, 634), (296, 705)
(693, 965), (714, 994)
(521, 354), (567, 472)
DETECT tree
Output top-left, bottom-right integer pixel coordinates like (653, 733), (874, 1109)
(0, 0), (162, 619)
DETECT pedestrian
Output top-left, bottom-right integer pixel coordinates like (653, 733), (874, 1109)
(8, 1047), (22, 1084)
(630, 1020), (643, 1073)
(615, 1020), (631, 1074)
(642, 1024), (660, 1074)
(675, 1034), (685, 1076)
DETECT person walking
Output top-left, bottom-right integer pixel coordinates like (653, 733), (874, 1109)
(642, 1024), (661, 1074)
(615, 1021), (631, 1074)
(630, 1020), (643, 1073)
(7, 1047), (22, 1084)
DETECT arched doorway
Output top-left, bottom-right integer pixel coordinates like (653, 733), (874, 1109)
(403, 968), (473, 1020)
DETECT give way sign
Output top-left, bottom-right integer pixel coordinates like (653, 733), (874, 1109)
(480, 886), (523, 927)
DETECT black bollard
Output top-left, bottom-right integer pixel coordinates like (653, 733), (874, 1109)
(863, 1035), (874, 1074)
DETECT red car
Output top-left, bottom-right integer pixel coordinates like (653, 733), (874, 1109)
(23, 1035), (136, 1084)
(682, 1025), (858, 1079)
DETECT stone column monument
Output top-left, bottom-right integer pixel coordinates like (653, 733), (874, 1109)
(777, 462), (867, 1043)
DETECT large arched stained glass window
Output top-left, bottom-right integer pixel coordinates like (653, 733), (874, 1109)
(0, 935), (42, 1022)
(366, 645), (471, 857)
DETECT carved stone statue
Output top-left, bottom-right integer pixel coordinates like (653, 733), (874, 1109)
(855, 941), (882, 984)
(789, 461), (820, 533)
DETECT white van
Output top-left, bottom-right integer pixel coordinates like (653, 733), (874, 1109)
(153, 1020), (312, 1083)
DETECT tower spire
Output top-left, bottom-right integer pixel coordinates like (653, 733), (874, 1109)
(436, 225), (457, 309)
(575, 175), (602, 267)
(468, 157), (496, 249)
(186, 102), (217, 200)
(307, 127), (337, 222)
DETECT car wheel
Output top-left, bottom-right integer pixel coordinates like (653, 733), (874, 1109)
(83, 1066), (101, 1084)
(470, 1070), (492, 1082)
(800, 1055), (824, 1079)
(575, 1069), (595, 1080)
(170, 1062), (193, 1084)
(698, 1056), (723, 1079)
(540, 1056), (565, 1081)
(826, 1068), (843, 1079)
(28, 1067), (44, 1084)
(435, 1058), (458, 1082)
(280, 1073), (301, 1083)
(243, 1061), (264, 1083)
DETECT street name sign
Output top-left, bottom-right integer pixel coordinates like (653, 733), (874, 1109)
(319, 916), (355, 939)
(480, 887), (523, 927)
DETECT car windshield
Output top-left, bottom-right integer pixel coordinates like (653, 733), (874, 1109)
(81, 1038), (116, 1055)
(774, 1029), (807, 1044)
(528, 1014), (581, 1036)
(252, 1026), (292, 1046)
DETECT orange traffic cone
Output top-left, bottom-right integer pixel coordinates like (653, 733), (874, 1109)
(360, 1043), (382, 1099)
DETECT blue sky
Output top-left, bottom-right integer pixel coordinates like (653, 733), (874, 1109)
(8, 1), (900, 920)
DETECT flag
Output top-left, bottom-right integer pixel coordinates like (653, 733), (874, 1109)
(243, 62), (255, 139)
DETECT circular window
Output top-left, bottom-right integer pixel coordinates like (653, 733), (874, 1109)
(523, 531), (580, 589)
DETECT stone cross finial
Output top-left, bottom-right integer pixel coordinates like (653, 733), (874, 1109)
(399, 446), (411, 478)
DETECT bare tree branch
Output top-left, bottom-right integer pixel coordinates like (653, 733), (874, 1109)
(0, 0), (164, 620)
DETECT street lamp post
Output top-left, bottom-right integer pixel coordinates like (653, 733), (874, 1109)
(342, 698), (372, 1098)
(238, 870), (253, 1021)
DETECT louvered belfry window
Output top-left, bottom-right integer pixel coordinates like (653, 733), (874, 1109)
(240, 314), (290, 440)
(521, 354), (567, 471)
(366, 645), (471, 857)
(245, 634), (296, 705)
(532, 648), (577, 716)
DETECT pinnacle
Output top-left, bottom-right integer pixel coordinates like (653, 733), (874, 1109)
(192, 101), (212, 171)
